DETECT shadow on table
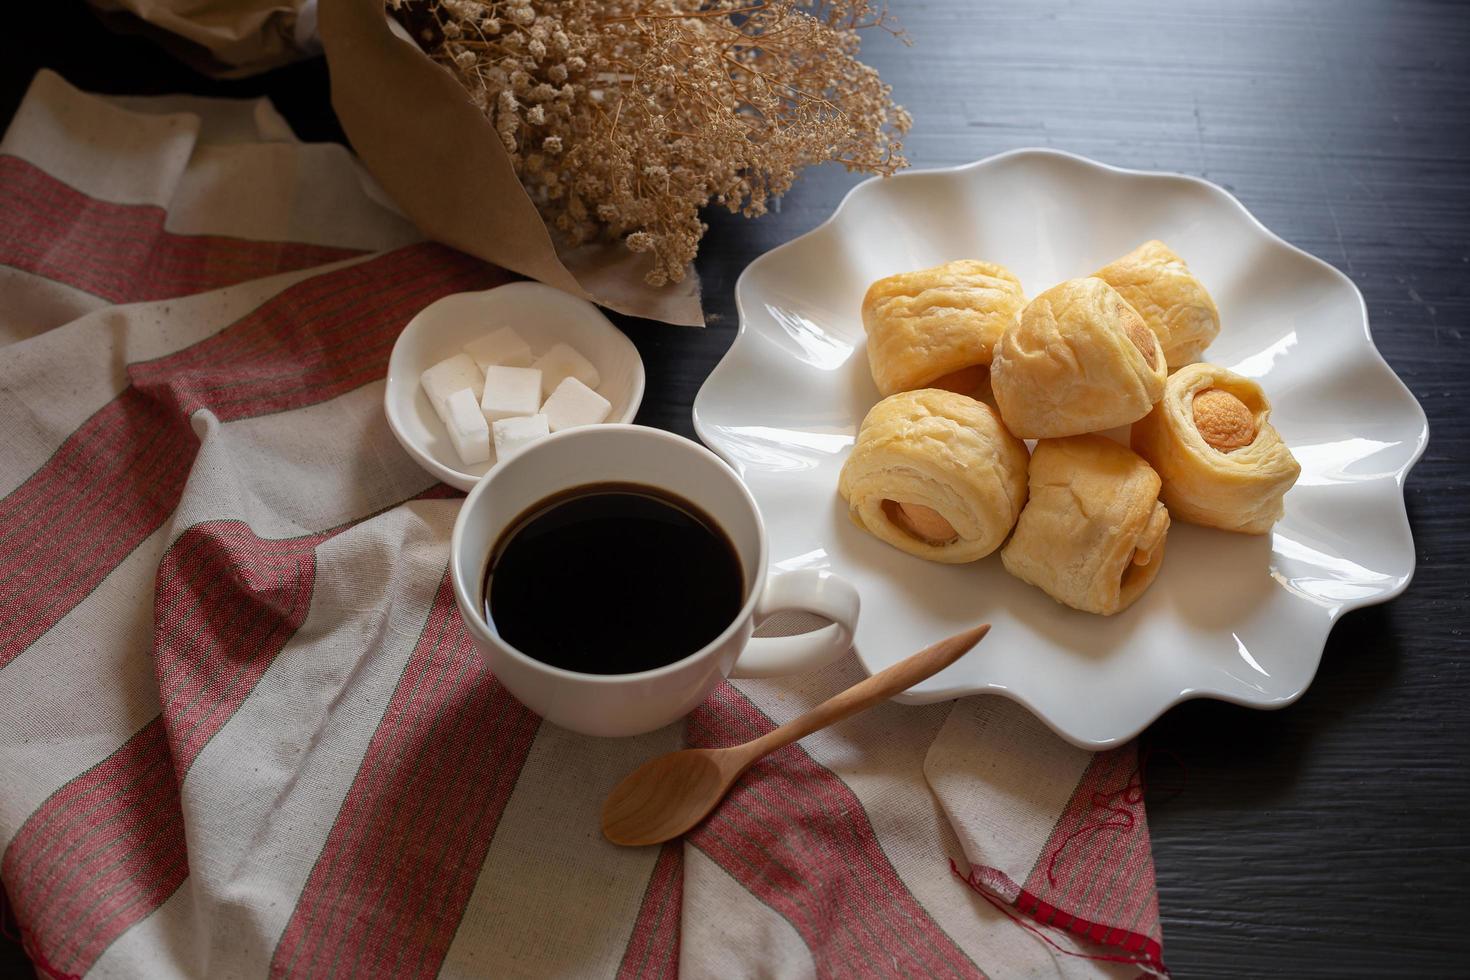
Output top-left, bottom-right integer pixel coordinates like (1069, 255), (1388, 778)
(1140, 602), (1403, 811)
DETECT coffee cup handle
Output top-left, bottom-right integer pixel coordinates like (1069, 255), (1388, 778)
(729, 568), (860, 679)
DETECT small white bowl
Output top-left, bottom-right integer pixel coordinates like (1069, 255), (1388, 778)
(385, 281), (645, 490)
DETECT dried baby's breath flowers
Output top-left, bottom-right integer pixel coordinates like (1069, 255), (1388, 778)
(388, 0), (911, 285)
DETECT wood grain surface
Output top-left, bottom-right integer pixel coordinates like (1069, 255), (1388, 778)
(4, 1), (1467, 976)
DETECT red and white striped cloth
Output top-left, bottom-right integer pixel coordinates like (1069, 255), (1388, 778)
(0, 70), (1168, 979)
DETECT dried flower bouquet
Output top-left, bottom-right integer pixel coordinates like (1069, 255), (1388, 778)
(388, 0), (911, 285)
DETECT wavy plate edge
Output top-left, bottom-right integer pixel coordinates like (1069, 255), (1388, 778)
(693, 147), (1429, 748)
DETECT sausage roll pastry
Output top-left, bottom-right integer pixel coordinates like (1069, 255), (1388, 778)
(990, 277), (1167, 439)
(1001, 435), (1170, 615)
(1130, 363), (1299, 534)
(838, 389), (1029, 563)
(861, 260), (1028, 397)
(1093, 240), (1220, 369)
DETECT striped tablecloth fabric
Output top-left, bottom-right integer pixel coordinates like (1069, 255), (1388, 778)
(0, 70), (1167, 979)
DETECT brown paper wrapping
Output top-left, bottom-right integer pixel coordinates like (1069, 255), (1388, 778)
(318, 0), (704, 325)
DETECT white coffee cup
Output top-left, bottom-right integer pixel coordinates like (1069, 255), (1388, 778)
(449, 424), (860, 737)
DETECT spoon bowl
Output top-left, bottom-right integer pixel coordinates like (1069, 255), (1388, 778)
(603, 748), (739, 847)
(601, 624), (989, 847)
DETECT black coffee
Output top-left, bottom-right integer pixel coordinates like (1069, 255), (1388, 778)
(484, 482), (745, 674)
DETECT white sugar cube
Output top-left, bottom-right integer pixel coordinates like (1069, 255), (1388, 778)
(532, 342), (601, 399)
(421, 354), (484, 423)
(541, 377), (611, 432)
(464, 326), (533, 370)
(493, 414), (550, 462)
(480, 365), (543, 421)
(443, 387), (490, 465)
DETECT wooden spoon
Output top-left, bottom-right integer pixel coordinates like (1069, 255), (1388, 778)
(601, 623), (990, 846)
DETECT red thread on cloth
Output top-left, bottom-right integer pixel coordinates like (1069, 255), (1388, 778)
(1045, 746), (1187, 888)
(0, 887), (81, 980)
(948, 860), (1168, 978)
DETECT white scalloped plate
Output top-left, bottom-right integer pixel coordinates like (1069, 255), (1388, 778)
(693, 148), (1427, 749)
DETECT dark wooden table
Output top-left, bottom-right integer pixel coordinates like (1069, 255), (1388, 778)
(5, 1), (1467, 976)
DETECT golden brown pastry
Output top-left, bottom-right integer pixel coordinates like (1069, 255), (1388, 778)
(838, 389), (1029, 563)
(1000, 435), (1170, 615)
(990, 277), (1167, 439)
(861, 260), (1027, 397)
(1131, 363), (1299, 534)
(1093, 240), (1220, 369)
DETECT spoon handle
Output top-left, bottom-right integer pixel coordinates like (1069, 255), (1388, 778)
(744, 623), (990, 759)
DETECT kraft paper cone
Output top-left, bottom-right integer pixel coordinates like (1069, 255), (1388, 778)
(318, 0), (704, 326)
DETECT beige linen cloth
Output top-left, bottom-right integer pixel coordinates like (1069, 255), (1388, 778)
(0, 71), (1167, 979)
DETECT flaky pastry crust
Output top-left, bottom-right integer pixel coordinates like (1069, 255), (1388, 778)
(861, 260), (1027, 396)
(838, 389), (1029, 563)
(1093, 240), (1220, 369)
(991, 278), (1167, 438)
(1000, 435), (1170, 615)
(1130, 363), (1299, 534)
